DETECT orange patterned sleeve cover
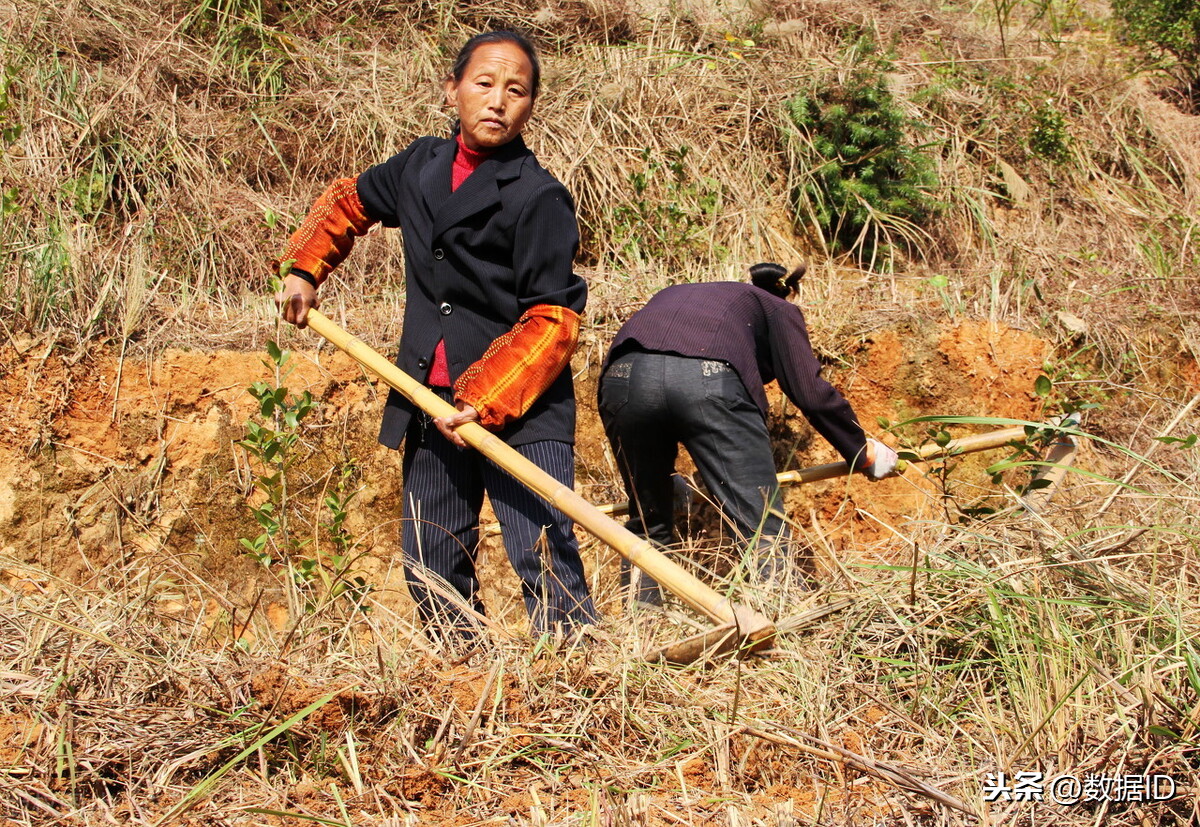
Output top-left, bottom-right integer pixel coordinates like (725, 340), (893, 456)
(274, 177), (375, 284)
(454, 304), (581, 430)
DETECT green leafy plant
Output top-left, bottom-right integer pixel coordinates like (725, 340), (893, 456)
(1032, 346), (1114, 413)
(1028, 99), (1072, 163)
(0, 67), (23, 147)
(237, 341), (372, 613)
(1154, 433), (1198, 448)
(783, 38), (941, 268)
(1111, 0), (1200, 104)
(26, 222), (72, 329)
(61, 167), (111, 218)
(611, 145), (724, 268)
(981, 417), (1075, 498)
(317, 462), (373, 611)
(237, 340), (315, 567)
(922, 272), (966, 316)
(883, 405), (1087, 522)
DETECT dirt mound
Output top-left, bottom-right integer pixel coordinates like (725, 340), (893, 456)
(0, 341), (405, 620)
(788, 318), (1053, 553)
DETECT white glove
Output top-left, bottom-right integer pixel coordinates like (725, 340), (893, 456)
(863, 438), (899, 480)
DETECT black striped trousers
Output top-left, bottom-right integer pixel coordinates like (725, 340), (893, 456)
(400, 394), (599, 637)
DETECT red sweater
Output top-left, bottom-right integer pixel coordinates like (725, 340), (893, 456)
(427, 134), (492, 386)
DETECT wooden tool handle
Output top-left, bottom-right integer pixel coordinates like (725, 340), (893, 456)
(546, 428), (1033, 525)
(302, 309), (775, 641)
(775, 427), (1031, 485)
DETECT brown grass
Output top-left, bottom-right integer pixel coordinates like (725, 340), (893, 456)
(2, 0), (1199, 822)
(2, 425), (1198, 825)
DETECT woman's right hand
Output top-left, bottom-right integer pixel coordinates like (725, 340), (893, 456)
(275, 274), (319, 329)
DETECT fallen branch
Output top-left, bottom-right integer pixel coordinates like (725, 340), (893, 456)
(737, 720), (977, 817)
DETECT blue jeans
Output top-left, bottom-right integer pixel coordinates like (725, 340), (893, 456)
(599, 352), (792, 603)
(400, 389), (598, 638)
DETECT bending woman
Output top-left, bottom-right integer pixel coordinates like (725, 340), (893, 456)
(598, 263), (898, 604)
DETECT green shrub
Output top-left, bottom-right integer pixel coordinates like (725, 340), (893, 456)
(783, 40), (940, 268)
(1111, 0), (1200, 98)
(1028, 100), (1072, 163)
(610, 145), (724, 269)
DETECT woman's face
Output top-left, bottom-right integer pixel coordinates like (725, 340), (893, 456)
(445, 42), (535, 152)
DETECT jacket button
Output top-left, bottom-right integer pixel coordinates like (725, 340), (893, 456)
(433, 248), (445, 260)
(417, 357), (429, 369)
(439, 302), (452, 316)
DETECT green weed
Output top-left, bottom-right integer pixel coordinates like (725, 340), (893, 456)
(1028, 100), (1073, 163)
(0, 67), (23, 147)
(237, 338), (372, 615)
(184, 0), (294, 98)
(610, 145), (724, 269)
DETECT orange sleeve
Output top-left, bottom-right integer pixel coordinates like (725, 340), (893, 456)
(453, 304), (581, 431)
(273, 177), (375, 285)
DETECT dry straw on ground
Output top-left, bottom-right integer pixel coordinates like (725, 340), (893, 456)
(2, 0), (1199, 822)
(2, 425), (1198, 825)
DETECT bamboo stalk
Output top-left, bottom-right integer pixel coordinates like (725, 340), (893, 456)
(302, 310), (775, 646)
(779, 425), (1033, 485)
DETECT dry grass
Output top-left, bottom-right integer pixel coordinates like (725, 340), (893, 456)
(2, 0), (1200, 823)
(2, 0), (1193, 350)
(2, 412), (1198, 825)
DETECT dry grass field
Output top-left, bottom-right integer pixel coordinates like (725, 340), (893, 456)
(1, 0), (1199, 823)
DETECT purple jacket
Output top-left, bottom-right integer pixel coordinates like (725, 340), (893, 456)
(606, 282), (868, 467)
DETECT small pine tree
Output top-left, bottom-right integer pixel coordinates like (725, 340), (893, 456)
(784, 40), (940, 267)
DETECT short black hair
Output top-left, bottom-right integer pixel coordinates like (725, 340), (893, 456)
(448, 31), (541, 100)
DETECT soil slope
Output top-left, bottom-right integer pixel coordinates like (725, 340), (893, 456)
(1, 318), (1055, 630)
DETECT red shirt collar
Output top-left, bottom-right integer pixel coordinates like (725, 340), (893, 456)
(455, 132), (492, 165)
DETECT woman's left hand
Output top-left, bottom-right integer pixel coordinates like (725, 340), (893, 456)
(434, 401), (482, 448)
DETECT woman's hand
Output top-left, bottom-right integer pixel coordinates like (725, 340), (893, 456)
(275, 274), (319, 328)
(863, 438), (901, 480)
(434, 401), (482, 448)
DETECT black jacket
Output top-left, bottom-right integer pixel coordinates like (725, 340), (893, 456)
(356, 135), (586, 448)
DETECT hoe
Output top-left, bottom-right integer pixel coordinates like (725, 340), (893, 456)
(302, 310), (1078, 664)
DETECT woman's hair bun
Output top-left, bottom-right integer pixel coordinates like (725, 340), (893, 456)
(749, 262), (805, 298)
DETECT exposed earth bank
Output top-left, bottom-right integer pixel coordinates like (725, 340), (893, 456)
(0, 318), (1072, 633)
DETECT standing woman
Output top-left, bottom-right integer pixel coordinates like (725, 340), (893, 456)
(599, 263), (899, 605)
(275, 31), (598, 638)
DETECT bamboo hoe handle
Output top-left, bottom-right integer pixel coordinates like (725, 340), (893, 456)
(529, 426), (1040, 527)
(775, 426), (1034, 486)
(302, 310), (774, 640)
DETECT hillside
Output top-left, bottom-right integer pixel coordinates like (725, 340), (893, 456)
(1, 0), (1198, 824)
